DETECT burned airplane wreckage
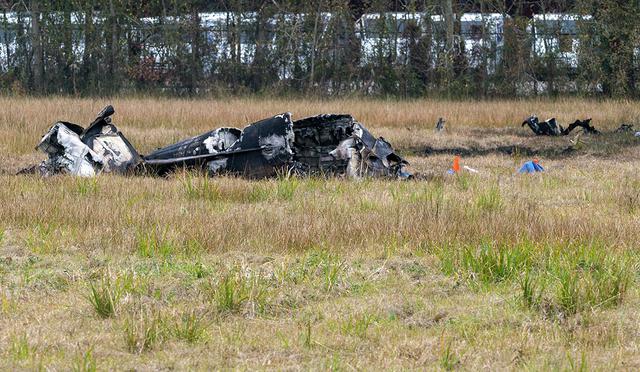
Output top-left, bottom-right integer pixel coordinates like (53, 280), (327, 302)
(522, 116), (599, 136)
(24, 106), (411, 179)
(24, 105), (141, 177)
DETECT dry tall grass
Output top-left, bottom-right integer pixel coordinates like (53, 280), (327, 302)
(1, 97), (640, 370)
(1, 96), (639, 155)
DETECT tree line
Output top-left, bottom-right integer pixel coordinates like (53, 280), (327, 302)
(0, 0), (639, 98)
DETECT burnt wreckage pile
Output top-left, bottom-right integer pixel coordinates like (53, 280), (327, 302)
(24, 106), (411, 179)
(522, 116), (599, 136)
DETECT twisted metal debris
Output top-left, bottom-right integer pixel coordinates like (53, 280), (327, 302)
(22, 105), (411, 180)
(522, 116), (599, 136)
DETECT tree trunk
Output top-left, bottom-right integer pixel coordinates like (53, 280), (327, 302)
(107, 0), (118, 90)
(31, 0), (44, 94)
(309, 5), (321, 89)
(443, 0), (454, 87)
(2, 11), (12, 70)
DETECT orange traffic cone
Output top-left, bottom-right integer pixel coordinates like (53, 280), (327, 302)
(452, 155), (461, 173)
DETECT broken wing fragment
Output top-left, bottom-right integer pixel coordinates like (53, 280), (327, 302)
(143, 113), (294, 178)
(562, 118), (599, 135)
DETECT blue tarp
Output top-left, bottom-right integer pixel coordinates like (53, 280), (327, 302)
(519, 161), (544, 173)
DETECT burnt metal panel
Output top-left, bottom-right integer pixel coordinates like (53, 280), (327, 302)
(292, 114), (354, 175)
(143, 113), (294, 178)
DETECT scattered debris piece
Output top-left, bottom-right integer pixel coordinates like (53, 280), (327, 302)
(522, 116), (598, 136)
(23, 107), (411, 180)
(565, 118), (599, 135)
(522, 116), (563, 136)
(518, 159), (544, 173)
(463, 165), (479, 173)
(435, 117), (446, 132)
(568, 132), (584, 149)
(615, 124), (634, 133)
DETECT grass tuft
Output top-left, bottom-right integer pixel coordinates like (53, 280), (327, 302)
(75, 177), (99, 196)
(73, 346), (97, 372)
(123, 309), (165, 354)
(519, 271), (545, 310)
(206, 269), (269, 316)
(135, 227), (177, 259)
(301, 319), (313, 349)
(87, 276), (123, 318)
(276, 176), (299, 201)
(439, 340), (460, 371)
(341, 313), (378, 339)
(475, 185), (503, 213)
(172, 310), (209, 344)
(181, 172), (221, 202)
(9, 333), (33, 361)
(440, 242), (532, 285)
(24, 223), (58, 254)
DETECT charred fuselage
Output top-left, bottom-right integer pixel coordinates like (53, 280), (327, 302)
(24, 107), (411, 179)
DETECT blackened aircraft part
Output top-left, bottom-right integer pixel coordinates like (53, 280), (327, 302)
(292, 114), (411, 179)
(143, 113), (294, 178)
(351, 123), (411, 178)
(615, 124), (634, 133)
(522, 116), (598, 136)
(143, 128), (241, 161)
(26, 109), (408, 180)
(80, 105), (142, 173)
(35, 122), (104, 177)
(292, 114), (354, 175)
(28, 105), (141, 176)
(522, 116), (563, 136)
(563, 118), (599, 135)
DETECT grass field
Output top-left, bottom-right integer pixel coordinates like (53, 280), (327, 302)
(1, 97), (640, 370)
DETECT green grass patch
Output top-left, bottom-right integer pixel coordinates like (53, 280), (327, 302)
(275, 176), (299, 201)
(9, 333), (33, 361)
(73, 346), (97, 372)
(87, 275), (123, 318)
(24, 223), (59, 254)
(171, 310), (209, 344)
(135, 227), (178, 259)
(205, 268), (269, 316)
(181, 173), (222, 202)
(75, 177), (99, 196)
(122, 309), (166, 354)
(475, 185), (503, 213)
(340, 313), (378, 339)
(438, 241), (533, 285)
(439, 241), (633, 318)
(277, 250), (346, 292)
